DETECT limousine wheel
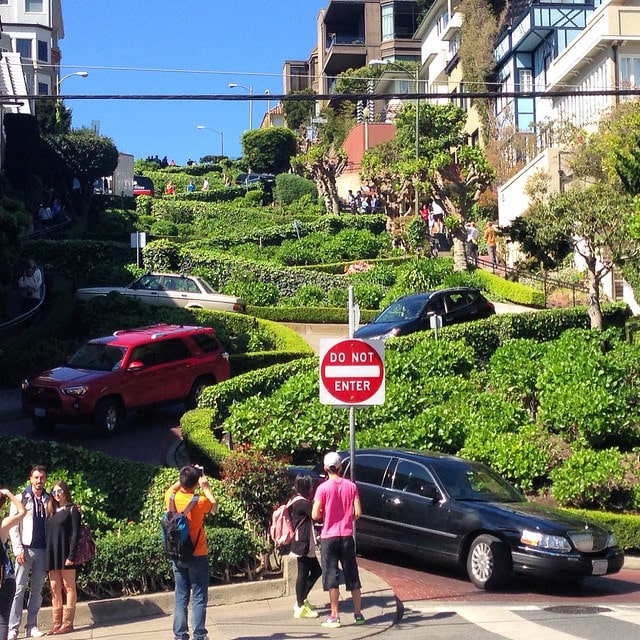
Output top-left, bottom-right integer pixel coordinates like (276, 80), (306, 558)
(467, 534), (511, 590)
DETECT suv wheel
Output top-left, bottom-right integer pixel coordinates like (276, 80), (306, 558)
(93, 398), (123, 435)
(186, 376), (216, 410)
(466, 534), (511, 590)
(32, 416), (54, 433)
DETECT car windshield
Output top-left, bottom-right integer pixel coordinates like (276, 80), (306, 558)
(374, 297), (428, 324)
(67, 343), (126, 371)
(436, 462), (523, 503)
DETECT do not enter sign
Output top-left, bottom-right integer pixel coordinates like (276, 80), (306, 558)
(319, 338), (385, 406)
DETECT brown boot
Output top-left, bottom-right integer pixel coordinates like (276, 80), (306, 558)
(48, 607), (63, 635)
(52, 606), (75, 635)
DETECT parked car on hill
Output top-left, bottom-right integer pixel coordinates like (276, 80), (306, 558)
(21, 324), (230, 435)
(353, 287), (495, 340)
(133, 175), (154, 197)
(323, 449), (624, 590)
(75, 273), (247, 313)
(234, 172), (275, 186)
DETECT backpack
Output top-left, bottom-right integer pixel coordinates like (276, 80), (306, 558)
(269, 496), (304, 548)
(161, 493), (201, 562)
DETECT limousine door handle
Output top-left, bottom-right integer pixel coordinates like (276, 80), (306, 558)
(383, 495), (403, 506)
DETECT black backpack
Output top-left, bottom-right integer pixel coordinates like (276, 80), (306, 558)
(160, 494), (201, 562)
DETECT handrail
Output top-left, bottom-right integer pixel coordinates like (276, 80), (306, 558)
(20, 215), (72, 241)
(471, 255), (588, 307)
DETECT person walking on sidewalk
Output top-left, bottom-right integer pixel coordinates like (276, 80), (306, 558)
(7, 466), (49, 640)
(165, 466), (217, 640)
(312, 452), (365, 629)
(1, 489), (27, 640)
(289, 474), (322, 620)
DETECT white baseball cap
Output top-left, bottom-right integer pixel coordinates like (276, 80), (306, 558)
(324, 452), (342, 469)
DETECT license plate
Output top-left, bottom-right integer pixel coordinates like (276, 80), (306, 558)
(34, 408), (46, 417)
(592, 559), (608, 575)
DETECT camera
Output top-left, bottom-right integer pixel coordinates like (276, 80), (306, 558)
(193, 464), (204, 477)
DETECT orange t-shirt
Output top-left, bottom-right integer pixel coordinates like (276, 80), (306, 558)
(164, 489), (213, 557)
(484, 226), (497, 246)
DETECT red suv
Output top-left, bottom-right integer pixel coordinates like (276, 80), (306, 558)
(21, 324), (230, 435)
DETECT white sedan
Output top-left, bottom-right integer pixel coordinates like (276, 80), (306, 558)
(75, 273), (247, 313)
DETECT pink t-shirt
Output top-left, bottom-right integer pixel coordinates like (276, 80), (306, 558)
(314, 477), (359, 538)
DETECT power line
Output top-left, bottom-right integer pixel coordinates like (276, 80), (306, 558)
(20, 88), (640, 102)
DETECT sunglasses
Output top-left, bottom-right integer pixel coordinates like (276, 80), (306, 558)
(51, 489), (64, 496)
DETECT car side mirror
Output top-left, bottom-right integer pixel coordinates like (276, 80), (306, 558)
(127, 361), (144, 371)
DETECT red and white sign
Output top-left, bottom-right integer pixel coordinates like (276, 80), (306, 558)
(319, 339), (385, 406)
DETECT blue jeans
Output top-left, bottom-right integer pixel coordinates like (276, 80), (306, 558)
(172, 555), (209, 640)
(9, 547), (47, 633)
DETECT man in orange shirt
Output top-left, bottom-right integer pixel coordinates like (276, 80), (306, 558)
(484, 221), (498, 267)
(164, 466), (217, 640)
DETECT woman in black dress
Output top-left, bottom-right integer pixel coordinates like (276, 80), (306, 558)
(0, 488), (26, 640)
(45, 482), (80, 635)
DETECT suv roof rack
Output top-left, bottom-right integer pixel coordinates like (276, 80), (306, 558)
(113, 324), (202, 339)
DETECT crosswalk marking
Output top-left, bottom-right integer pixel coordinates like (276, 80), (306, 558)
(439, 605), (580, 640)
(402, 603), (640, 640)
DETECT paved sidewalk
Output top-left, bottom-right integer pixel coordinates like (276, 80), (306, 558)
(28, 563), (397, 639)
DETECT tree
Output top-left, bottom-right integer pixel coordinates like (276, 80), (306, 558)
(362, 102), (494, 264)
(524, 185), (639, 329)
(45, 128), (119, 216)
(282, 89), (316, 131)
(240, 127), (297, 174)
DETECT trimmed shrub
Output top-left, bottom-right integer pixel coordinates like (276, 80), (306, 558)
(274, 173), (317, 205)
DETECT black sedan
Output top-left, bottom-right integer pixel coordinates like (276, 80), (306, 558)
(334, 449), (624, 590)
(353, 287), (495, 340)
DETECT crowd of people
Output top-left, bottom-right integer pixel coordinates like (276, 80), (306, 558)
(0, 466), (82, 639)
(0, 452), (365, 640)
(164, 451), (363, 639)
(346, 189), (382, 214)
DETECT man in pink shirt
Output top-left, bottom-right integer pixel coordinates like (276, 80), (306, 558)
(312, 452), (364, 629)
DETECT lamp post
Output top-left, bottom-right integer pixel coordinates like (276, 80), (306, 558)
(196, 125), (224, 157)
(228, 82), (253, 130)
(57, 71), (89, 94)
(265, 89), (271, 126)
(370, 60), (420, 216)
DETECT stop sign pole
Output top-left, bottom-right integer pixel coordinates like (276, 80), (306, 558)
(319, 286), (385, 483)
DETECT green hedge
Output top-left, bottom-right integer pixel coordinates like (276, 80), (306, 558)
(471, 268), (546, 306)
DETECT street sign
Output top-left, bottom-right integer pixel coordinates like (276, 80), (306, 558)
(319, 339), (385, 406)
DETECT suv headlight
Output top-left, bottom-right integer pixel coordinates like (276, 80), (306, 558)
(607, 532), (617, 547)
(62, 385), (88, 397)
(521, 529), (572, 552)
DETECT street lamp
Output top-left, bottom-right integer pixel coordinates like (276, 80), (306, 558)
(57, 71), (89, 94)
(265, 89), (271, 126)
(228, 82), (253, 130)
(370, 60), (420, 216)
(196, 125), (224, 157)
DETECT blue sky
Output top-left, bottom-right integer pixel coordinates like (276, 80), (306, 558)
(61, 1), (326, 163)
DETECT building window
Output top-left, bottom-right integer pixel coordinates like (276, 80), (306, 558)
(0, 1), (9, 5)
(37, 81), (49, 95)
(381, 4), (394, 41)
(25, 0), (44, 11)
(619, 55), (640, 88)
(518, 69), (533, 92)
(37, 39), (48, 62)
(16, 38), (32, 59)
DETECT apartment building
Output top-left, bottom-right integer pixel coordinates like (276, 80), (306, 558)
(283, 1), (422, 97)
(0, 0), (64, 103)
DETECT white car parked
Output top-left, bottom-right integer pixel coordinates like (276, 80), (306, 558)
(75, 273), (246, 313)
